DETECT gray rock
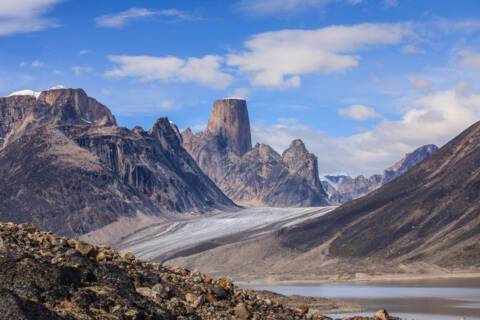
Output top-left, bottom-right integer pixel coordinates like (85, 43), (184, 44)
(182, 100), (330, 207)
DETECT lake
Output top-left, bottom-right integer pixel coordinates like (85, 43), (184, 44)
(248, 278), (480, 320)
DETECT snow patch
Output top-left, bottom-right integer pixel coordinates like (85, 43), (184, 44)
(49, 85), (65, 90)
(7, 89), (41, 99)
(223, 96), (246, 101)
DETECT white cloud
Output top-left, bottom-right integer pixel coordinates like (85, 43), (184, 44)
(105, 55), (232, 89)
(253, 86), (480, 175)
(236, 0), (362, 16)
(227, 23), (409, 88)
(409, 76), (432, 90)
(79, 49), (90, 55)
(20, 60), (45, 67)
(459, 49), (480, 70)
(338, 104), (381, 121)
(95, 8), (190, 28)
(0, 0), (61, 36)
(71, 65), (93, 76)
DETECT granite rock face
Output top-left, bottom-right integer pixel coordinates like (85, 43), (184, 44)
(182, 99), (329, 207)
(206, 98), (251, 157)
(322, 144), (438, 204)
(0, 89), (234, 237)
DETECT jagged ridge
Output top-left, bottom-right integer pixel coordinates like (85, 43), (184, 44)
(0, 88), (235, 237)
(182, 99), (329, 207)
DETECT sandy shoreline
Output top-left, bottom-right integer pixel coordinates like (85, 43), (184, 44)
(237, 271), (480, 286)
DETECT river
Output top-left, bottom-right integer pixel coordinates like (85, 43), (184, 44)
(249, 278), (480, 319)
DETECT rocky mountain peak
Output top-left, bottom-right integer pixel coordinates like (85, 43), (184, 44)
(149, 117), (182, 150)
(37, 88), (117, 126)
(248, 143), (282, 163)
(282, 139), (321, 189)
(383, 143), (438, 183)
(288, 138), (307, 149)
(0, 90), (235, 236)
(206, 98), (252, 157)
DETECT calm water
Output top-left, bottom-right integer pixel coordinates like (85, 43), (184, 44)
(248, 278), (480, 320)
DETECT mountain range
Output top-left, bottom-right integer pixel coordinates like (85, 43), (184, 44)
(167, 119), (480, 280)
(322, 144), (439, 204)
(2, 87), (478, 282)
(182, 98), (330, 207)
(0, 88), (234, 236)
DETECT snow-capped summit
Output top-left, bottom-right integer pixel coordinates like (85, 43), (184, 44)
(7, 89), (41, 99)
(222, 96), (246, 101)
(49, 85), (65, 90)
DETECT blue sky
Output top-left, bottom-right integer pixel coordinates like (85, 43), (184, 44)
(1, 0), (480, 175)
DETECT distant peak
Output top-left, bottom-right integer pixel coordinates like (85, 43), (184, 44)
(290, 139), (305, 147)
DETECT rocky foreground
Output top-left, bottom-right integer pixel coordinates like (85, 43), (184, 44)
(0, 222), (396, 320)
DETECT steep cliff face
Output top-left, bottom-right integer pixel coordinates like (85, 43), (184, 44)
(206, 98), (251, 157)
(322, 144), (438, 204)
(0, 89), (234, 236)
(182, 99), (329, 207)
(282, 139), (322, 191)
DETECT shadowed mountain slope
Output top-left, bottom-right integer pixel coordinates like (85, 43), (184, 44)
(280, 121), (480, 267)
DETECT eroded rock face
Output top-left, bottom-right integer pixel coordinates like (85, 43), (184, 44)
(0, 88), (234, 236)
(182, 100), (329, 207)
(282, 139), (322, 191)
(206, 98), (251, 157)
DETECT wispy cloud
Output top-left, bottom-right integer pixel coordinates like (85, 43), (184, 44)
(400, 44), (424, 55)
(459, 49), (480, 70)
(227, 23), (410, 88)
(71, 65), (93, 76)
(0, 0), (61, 36)
(383, 0), (399, 8)
(105, 55), (232, 89)
(235, 0), (362, 16)
(409, 76), (432, 90)
(95, 8), (191, 28)
(338, 104), (381, 121)
(20, 60), (44, 68)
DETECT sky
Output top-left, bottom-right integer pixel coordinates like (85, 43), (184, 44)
(1, 0), (480, 175)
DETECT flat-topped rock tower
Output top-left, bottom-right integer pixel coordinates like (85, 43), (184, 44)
(206, 98), (252, 157)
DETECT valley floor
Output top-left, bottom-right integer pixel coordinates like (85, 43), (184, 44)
(108, 206), (337, 261)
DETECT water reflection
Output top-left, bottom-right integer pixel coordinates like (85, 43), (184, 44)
(249, 278), (480, 320)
